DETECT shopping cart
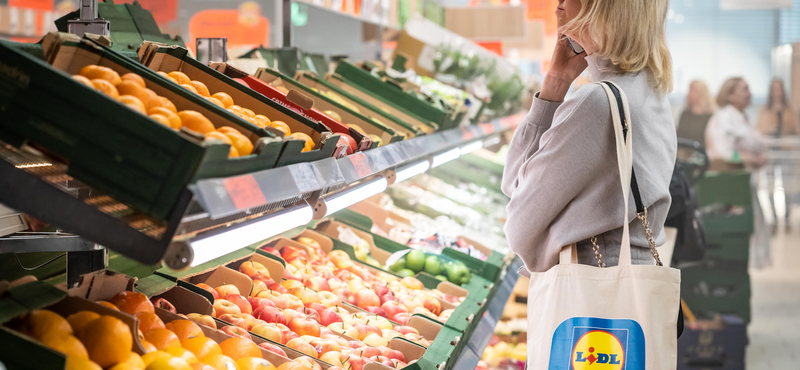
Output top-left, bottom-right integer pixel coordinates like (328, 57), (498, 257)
(758, 137), (800, 225)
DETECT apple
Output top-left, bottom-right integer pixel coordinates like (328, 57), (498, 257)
(283, 308), (303, 323)
(332, 289), (357, 306)
(394, 326), (418, 336)
(255, 290), (289, 309)
(305, 302), (328, 315)
(239, 260), (270, 279)
(355, 346), (381, 359)
(371, 283), (389, 298)
(242, 314), (263, 330)
(148, 297), (177, 314)
(347, 355), (368, 370)
(312, 339), (341, 355)
(403, 332), (421, 342)
(218, 313), (247, 329)
(423, 298), (442, 316)
(221, 325), (251, 340)
(355, 290), (380, 309)
(369, 355), (395, 367)
(283, 264), (303, 281)
(381, 329), (401, 341)
(296, 237), (322, 249)
(370, 317), (393, 331)
(267, 283), (288, 294)
(319, 351), (348, 367)
(318, 309), (343, 327)
(294, 356), (322, 370)
(213, 299), (242, 317)
(400, 277), (424, 290)
(186, 313), (216, 329)
(258, 341), (287, 357)
(379, 346), (405, 363)
(248, 297), (276, 311)
(214, 284), (241, 298)
(290, 287), (321, 306)
(352, 323), (381, 341)
(333, 269), (352, 281)
(379, 293), (399, 305)
(363, 333), (388, 347)
(281, 279), (304, 290)
(326, 278), (347, 292)
(348, 341), (365, 349)
(196, 283), (220, 300)
(282, 329), (299, 344)
(286, 338), (318, 358)
(284, 294), (305, 310)
(392, 313), (410, 325)
(298, 307), (321, 323)
(441, 293), (461, 304)
(224, 294), (253, 315)
(328, 250), (350, 263)
(412, 306), (437, 319)
(252, 280), (268, 295)
(381, 301), (408, 319)
(253, 306), (287, 326)
(305, 276), (331, 292)
(281, 247), (309, 263)
(320, 327), (333, 337)
(251, 322), (284, 343)
(289, 317), (321, 337)
(328, 306), (349, 316)
(401, 296), (424, 312)
(365, 306), (388, 319)
(261, 246), (281, 258)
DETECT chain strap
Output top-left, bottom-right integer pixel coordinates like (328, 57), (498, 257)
(590, 207), (661, 267)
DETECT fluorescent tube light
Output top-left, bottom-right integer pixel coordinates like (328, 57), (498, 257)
(189, 204), (313, 267)
(431, 148), (461, 168)
(394, 160), (430, 183)
(324, 177), (388, 216)
(459, 141), (483, 155)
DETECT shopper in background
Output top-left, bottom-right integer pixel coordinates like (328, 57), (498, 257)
(677, 80), (715, 144)
(757, 79), (797, 137)
(705, 77), (766, 170)
(502, 0), (676, 272)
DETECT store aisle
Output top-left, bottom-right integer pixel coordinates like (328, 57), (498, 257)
(746, 207), (800, 369)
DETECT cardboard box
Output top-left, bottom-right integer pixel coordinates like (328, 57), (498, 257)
(138, 43), (345, 167)
(444, 6), (526, 41)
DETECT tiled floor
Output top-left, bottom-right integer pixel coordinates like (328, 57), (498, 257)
(746, 208), (800, 369)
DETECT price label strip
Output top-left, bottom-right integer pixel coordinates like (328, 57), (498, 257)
(289, 163), (321, 193)
(223, 174), (268, 211)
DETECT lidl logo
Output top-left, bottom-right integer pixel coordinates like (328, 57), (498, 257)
(548, 317), (645, 370)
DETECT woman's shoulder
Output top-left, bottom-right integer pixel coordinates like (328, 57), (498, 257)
(558, 83), (612, 122)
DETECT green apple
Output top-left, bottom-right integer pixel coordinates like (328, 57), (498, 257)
(354, 245), (369, 262)
(406, 250), (427, 273)
(435, 275), (447, 281)
(397, 269), (416, 277)
(389, 259), (406, 272)
(424, 256), (442, 275)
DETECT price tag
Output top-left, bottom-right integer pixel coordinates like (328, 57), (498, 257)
(348, 152), (373, 178)
(386, 146), (405, 165)
(368, 150), (390, 171)
(461, 127), (474, 141)
(223, 175), (267, 211)
(290, 163), (321, 193)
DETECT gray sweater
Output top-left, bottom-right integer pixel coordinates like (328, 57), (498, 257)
(502, 55), (677, 273)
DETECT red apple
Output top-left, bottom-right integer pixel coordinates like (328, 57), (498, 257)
(298, 307), (320, 323)
(254, 276), (276, 286)
(218, 313), (247, 329)
(371, 283), (389, 298)
(221, 325), (251, 340)
(348, 341), (365, 349)
(214, 284), (241, 298)
(213, 299), (242, 317)
(251, 322), (284, 343)
(282, 279), (305, 291)
(255, 290), (289, 309)
(283, 264), (303, 281)
(261, 246), (281, 258)
(196, 283), (219, 300)
(282, 329), (299, 344)
(281, 247), (309, 262)
(284, 294), (304, 310)
(424, 298), (442, 316)
(318, 309), (343, 327)
(317, 291), (341, 308)
(238, 260), (270, 279)
(327, 278), (347, 291)
(355, 346), (381, 359)
(253, 305), (286, 326)
(352, 323), (381, 341)
(290, 287), (321, 306)
(305, 302), (328, 315)
(381, 301), (408, 319)
(319, 351), (348, 367)
(333, 289), (357, 306)
(365, 306), (388, 319)
(294, 356), (322, 370)
(225, 294), (253, 315)
(400, 277), (424, 290)
(251, 280), (269, 295)
(242, 314), (262, 330)
(394, 326), (418, 336)
(369, 355), (395, 367)
(355, 290), (380, 309)
(288, 317), (321, 337)
(286, 338), (318, 358)
(305, 276), (331, 292)
(186, 313), (216, 329)
(258, 341), (287, 357)
(379, 293), (399, 305)
(267, 283), (288, 294)
(379, 346), (406, 362)
(151, 298), (177, 314)
(441, 293), (461, 304)
(312, 339), (341, 355)
(391, 313), (410, 325)
(248, 297), (276, 311)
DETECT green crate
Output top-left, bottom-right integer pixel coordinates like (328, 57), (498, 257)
(702, 208), (754, 239)
(704, 236), (750, 262)
(697, 171), (752, 207)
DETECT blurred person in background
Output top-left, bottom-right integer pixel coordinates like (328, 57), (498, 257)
(757, 79), (797, 137)
(677, 80), (715, 144)
(706, 77), (771, 268)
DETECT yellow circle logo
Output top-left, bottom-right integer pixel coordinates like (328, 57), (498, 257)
(571, 330), (625, 369)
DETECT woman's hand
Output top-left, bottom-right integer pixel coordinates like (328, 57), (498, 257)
(539, 35), (589, 102)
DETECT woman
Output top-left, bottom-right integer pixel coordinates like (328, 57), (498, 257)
(677, 80), (715, 144)
(757, 79), (797, 137)
(501, 0), (676, 273)
(705, 78), (766, 170)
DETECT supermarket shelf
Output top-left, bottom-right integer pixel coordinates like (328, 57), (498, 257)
(0, 233), (100, 254)
(294, 1), (400, 31)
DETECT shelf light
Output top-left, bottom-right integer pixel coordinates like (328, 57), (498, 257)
(460, 140), (483, 156)
(431, 148), (461, 168)
(189, 203), (313, 267)
(394, 160), (430, 183)
(324, 177), (388, 216)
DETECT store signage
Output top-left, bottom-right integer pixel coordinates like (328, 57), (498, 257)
(549, 317), (645, 370)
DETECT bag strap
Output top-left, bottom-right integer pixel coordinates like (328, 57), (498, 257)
(602, 82), (645, 214)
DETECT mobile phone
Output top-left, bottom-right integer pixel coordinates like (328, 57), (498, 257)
(566, 37), (585, 55)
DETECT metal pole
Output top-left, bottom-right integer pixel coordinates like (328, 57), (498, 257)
(283, 0), (292, 47)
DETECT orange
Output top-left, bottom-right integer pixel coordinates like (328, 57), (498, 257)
(181, 337), (222, 360)
(117, 81), (151, 108)
(150, 114), (173, 128)
(235, 358), (276, 370)
(164, 320), (204, 341)
(239, 108), (255, 118)
(141, 339), (158, 353)
(228, 147), (239, 158)
(148, 107), (182, 129)
(200, 354), (240, 370)
(165, 347), (199, 364)
(191, 364), (216, 370)
(109, 362), (141, 370)
(218, 337), (261, 361)
(23, 309), (73, 340)
(73, 75), (94, 88)
(41, 332), (88, 358)
(144, 328), (181, 350)
(178, 111), (215, 134)
(159, 97), (178, 113)
(222, 132), (254, 156)
(227, 105), (244, 115)
(120, 95), (147, 114)
(158, 71), (178, 83)
(123, 352), (146, 369)
(207, 97), (225, 108)
(189, 81), (211, 97)
(67, 311), (100, 333)
(286, 132), (314, 152)
(147, 357), (193, 370)
(78, 315), (133, 368)
(266, 121), (291, 136)
(205, 131), (233, 145)
(253, 115), (270, 128)
(142, 351), (174, 366)
(66, 356), (103, 370)
(80, 65), (121, 85)
(181, 84), (199, 94)
(168, 71), (191, 85)
(217, 127), (240, 135)
(110, 291), (154, 315)
(97, 301), (120, 311)
(136, 312), (166, 333)
(275, 363), (307, 370)
(92, 79), (120, 100)
(121, 73), (146, 88)
(211, 92), (234, 108)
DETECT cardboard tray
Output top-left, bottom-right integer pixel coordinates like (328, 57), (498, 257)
(295, 72), (427, 138)
(254, 67), (407, 145)
(139, 43), (345, 167)
(212, 63), (375, 152)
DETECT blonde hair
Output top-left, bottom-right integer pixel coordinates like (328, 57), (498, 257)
(716, 77), (744, 107)
(687, 80), (715, 114)
(561, 0), (673, 94)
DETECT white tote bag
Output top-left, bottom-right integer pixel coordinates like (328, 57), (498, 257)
(526, 82), (681, 369)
